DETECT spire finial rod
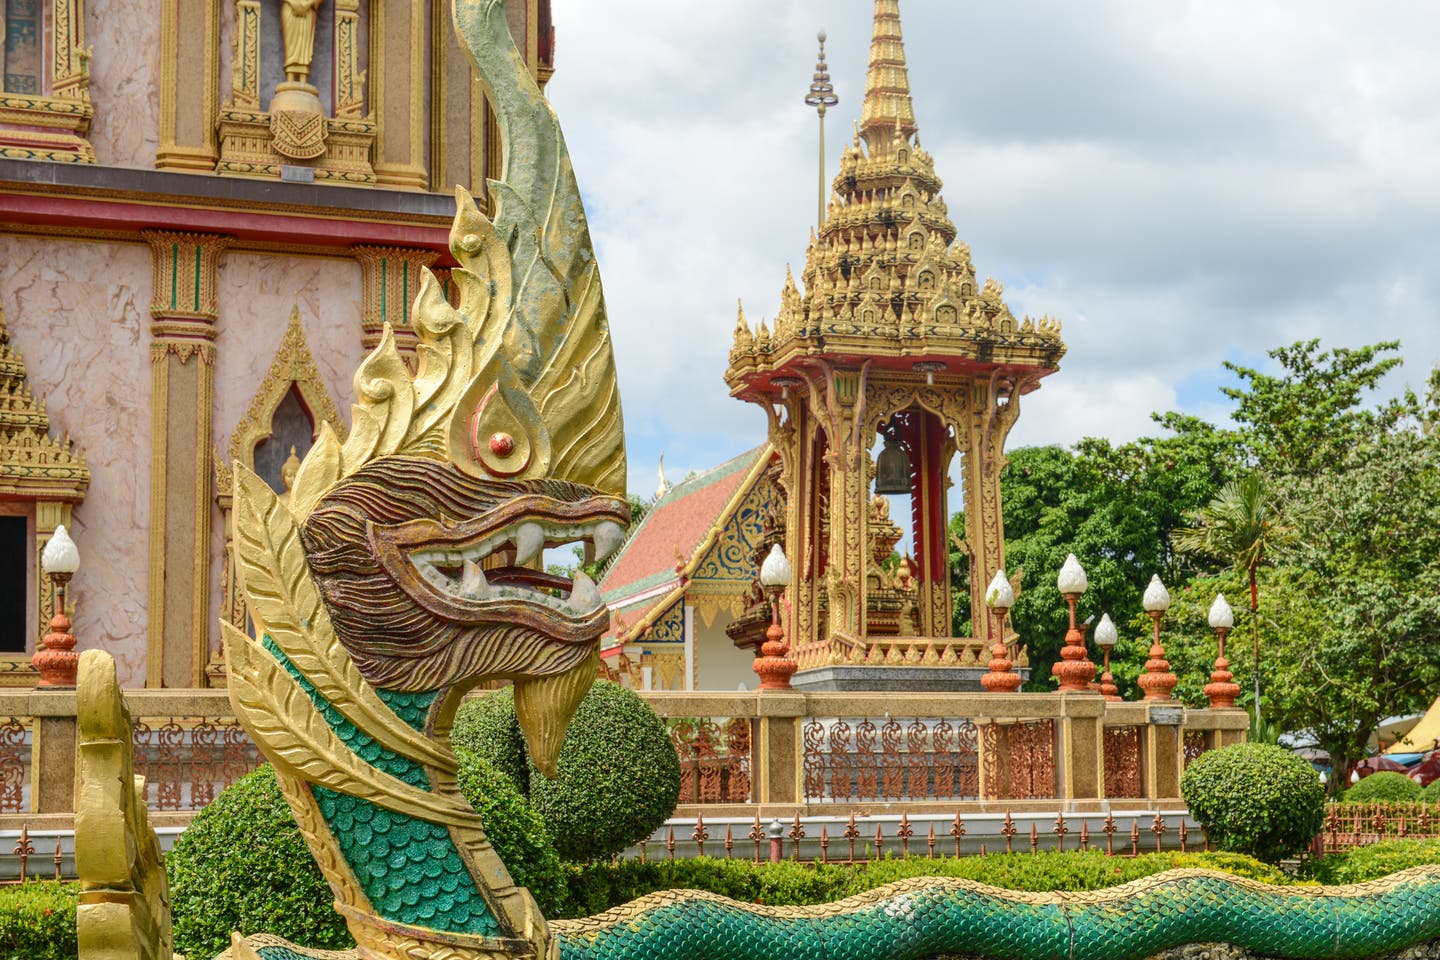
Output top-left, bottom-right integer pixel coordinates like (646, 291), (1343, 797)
(804, 29), (839, 231)
(860, 0), (916, 155)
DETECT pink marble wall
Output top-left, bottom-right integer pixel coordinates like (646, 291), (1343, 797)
(86, 0), (161, 167)
(0, 236), (152, 687)
(208, 252), (365, 662)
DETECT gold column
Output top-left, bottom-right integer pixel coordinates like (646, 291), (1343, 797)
(803, 364), (870, 640)
(157, 0), (222, 170)
(961, 376), (1029, 646)
(335, 0), (366, 118)
(371, 0), (429, 190)
(143, 232), (230, 688)
(353, 245), (439, 356)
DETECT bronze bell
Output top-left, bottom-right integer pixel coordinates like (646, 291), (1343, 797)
(874, 434), (912, 495)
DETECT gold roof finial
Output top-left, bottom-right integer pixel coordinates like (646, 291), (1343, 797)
(860, 0), (916, 156)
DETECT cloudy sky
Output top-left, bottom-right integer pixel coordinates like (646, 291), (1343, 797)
(546, 0), (1440, 500)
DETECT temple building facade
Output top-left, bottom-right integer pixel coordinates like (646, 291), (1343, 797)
(607, 0), (1065, 691)
(0, 0), (553, 688)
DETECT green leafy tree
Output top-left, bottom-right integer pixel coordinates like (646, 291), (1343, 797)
(1172, 474), (1295, 728)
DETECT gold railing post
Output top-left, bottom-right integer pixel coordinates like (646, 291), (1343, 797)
(1143, 702), (1184, 800)
(1060, 692), (1104, 800)
(30, 690), (78, 815)
(755, 693), (806, 805)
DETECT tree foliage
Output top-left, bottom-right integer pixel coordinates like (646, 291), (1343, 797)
(967, 339), (1440, 759)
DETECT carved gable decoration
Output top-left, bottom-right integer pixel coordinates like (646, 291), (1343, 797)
(225, 303), (343, 474)
(0, 306), (90, 499)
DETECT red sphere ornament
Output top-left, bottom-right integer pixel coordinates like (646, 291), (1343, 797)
(488, 432), (515, 457)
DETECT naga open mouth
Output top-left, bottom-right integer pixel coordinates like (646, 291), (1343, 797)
(368, 493), (631, 637)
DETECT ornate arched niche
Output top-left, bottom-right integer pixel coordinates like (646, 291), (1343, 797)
(210, 303), (341, 684)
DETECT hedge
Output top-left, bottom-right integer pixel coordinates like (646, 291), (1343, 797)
(0, 882), (76, 960)
(166, 766), (352, 960)
(1305, 839), (1440, 885)
(553, 851), (1289, 919)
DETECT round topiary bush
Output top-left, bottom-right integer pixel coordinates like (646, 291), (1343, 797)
(530, 680), (681, 862)
(170, 759), (566, 959)
(454, 750), (566, 915)
(1421, 778), (1440, 803)
(453, 680), (681, 862)
(452, 686), (530, 794)
(1180, 742), (1325, 863)
(167, 765), (351, 960)
(1345, 770), (1422, 802)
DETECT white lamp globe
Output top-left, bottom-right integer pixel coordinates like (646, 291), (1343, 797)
(1208, 594), (1234, 630)
(41, 525), (79, 576)
(759, 544), (793, 589)
(1142, 574), (1171, 613)
(1056, 554), (1088, 595)
(1093, 613), (1118, 650)
(984, 570), (1014, 609)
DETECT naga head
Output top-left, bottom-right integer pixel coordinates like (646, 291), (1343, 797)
(223, 3), (627, 956)
(229, 0), (625, 772)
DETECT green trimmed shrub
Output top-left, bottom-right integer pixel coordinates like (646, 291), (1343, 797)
(1345, 771), (1422, 802)
(170, 760), (563, 959)
(167, 766), (351, 960)
(1181, 742), (1325, 863)
(553, 851), (1289, 919)
(453, 680), (681, 863)
(0, 881), (77, 960)
(1422, 779), (1440, 803)
(452, 687), (530, 794)
(454, 750), (565, 914)
(1305, 838), (1440, 884)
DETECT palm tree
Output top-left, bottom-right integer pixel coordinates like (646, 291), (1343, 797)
(1172, 475), (1295, 729)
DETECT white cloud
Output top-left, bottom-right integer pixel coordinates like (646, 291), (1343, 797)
(547, 0), (1440, 495)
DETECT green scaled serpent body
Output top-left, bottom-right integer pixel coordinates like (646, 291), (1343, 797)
(553, 869), (1440, 960)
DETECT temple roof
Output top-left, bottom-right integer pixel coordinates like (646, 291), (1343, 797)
(725, 0), (1064, 403)
(600, 445), (771, 642)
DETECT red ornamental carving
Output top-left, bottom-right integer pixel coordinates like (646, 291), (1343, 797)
(488, 432), (515, 457)
(753, 616), (796, 690)
(981, 605), (1022, 693)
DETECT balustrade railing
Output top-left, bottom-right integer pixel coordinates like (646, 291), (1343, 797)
(0, 685), (1245, 827)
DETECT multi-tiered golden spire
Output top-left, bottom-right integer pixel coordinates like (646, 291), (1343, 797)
(726, 0), (1064, 387)
(725, 0), (1066, 658)
(859, 0), (916, 154)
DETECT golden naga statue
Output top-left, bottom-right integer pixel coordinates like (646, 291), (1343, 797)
(219, 0), (628, 956)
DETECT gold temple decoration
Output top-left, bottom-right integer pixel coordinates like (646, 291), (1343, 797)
(0, 303), (88, 686)
(211, 303), (343, 684)
(0, 0), (94, 162)
(725, 0), (1064, 662)
(219, 0), (375, 183)
(75, 650), (173, 960)
(219, 1), (628, 956)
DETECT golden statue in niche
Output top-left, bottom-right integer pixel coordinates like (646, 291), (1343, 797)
(280, 0), (324, 84)
(270, 0), (327, 126)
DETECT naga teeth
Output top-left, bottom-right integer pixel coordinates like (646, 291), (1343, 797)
(591, 520), (626, 562)
(568, 570), (602, 612)
(513, 522), (545, 565)
(459, 559), (490, 600)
